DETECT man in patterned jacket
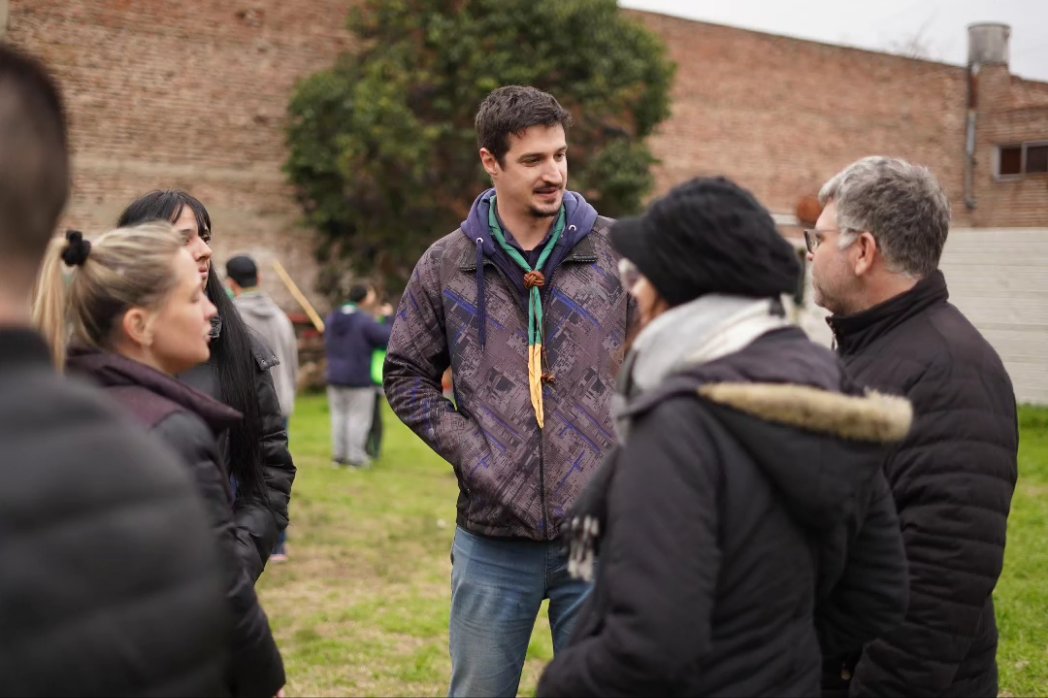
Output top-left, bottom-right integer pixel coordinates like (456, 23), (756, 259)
(385, 85), (632, 697)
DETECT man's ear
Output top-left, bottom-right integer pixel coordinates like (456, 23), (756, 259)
(479, 148), (500, 178)
(852, 231), (879, 277)
(121, 307), (154, 347)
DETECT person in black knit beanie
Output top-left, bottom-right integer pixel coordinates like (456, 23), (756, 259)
(538, 175), (911, 698)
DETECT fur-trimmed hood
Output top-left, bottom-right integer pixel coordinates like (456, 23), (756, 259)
(621, 327), (913, 528)
(697, 382), (912, 444)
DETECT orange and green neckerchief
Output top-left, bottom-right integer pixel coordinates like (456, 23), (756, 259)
(487, 197), (565, 428)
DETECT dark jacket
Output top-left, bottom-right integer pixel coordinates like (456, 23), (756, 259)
(325, 304), (392, 387)
(538, 328), (911, 697)
(0, 329), (228, 697)
(384, 189), (632, 540)
(826, 270), (1018, 697)
(181, 332), (296, 581)
(67, 348), (286, 698)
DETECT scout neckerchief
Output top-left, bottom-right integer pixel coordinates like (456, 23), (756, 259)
(487, 197), (565, 428)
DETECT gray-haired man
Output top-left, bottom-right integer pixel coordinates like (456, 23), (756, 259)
(808, 156), (1018, 697)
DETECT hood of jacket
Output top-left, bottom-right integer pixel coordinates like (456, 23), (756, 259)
(623, 328), (912, 529)
(66, 347), (242, 432)
(234, 291), (281, 321)
(457, 187), (602, 349)
(460, 187), (599, 295)
(326, 303), (361, 339)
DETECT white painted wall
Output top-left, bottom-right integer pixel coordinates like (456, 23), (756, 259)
(794, 228), (1048, 405)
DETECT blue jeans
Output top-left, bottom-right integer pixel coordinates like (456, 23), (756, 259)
(449, 527), (592, 697)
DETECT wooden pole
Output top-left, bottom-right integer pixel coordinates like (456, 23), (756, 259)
(271, 259), (325, 333)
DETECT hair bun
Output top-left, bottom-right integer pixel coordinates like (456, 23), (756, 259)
(61, 229), (91, 267)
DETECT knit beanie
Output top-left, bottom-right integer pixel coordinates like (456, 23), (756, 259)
(609, 176), (800, 306)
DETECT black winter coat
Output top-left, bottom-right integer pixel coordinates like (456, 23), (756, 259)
(826, 271), (1018, 697)
(67, 348), (286, 698)
(0, 329), (228, 697)
(181, 333), (296, 581)
(538, 328), (911, 697)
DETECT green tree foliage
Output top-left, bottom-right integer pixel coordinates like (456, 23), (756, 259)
(286, 0), (675, 297)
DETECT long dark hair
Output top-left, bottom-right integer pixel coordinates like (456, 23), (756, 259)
(117, 190), (264, 497)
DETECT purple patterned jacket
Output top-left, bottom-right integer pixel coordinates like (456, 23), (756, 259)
(384, 189), (632, 541)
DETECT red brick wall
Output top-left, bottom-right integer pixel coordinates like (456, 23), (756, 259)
(626, 10), (976, 227)
(626, 10), (1048, 230)
(971, 68), (1048, 227)
(5, 0), (355, 311)
(6, 3), (1045, 310)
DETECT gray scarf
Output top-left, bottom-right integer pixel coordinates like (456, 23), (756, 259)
(613, 294), (790, 440)
(567, 294), (791, 581)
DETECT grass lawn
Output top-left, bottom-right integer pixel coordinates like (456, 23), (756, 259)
(997, 406), (1048, 697)
(258, 394), (1048, 697)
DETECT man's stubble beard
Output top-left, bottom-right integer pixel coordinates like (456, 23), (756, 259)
(528, 206), (560, 219)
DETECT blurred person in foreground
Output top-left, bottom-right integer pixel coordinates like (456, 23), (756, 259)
(118, 190), (296, 581)
(538, 176), (911, 697)
(809, 156), (1018, 697)
(226, 254), (299, 561)
(384, 85), (632, 697)
(34, 224), (286, 697)
(0, 43), (227, 696)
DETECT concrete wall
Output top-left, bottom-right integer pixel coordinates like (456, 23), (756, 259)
(940, 229), (1048, 405)
(797, 228), (1048, 405)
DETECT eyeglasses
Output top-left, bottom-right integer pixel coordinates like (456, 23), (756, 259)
(617, 257), (642, 292)
(803, 228), (855, 254)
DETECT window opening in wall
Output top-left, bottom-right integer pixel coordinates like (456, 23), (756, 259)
(998, 146), (1022, 176)
(997, 142), (1048, 178)
(1027, 145), (1048, 174)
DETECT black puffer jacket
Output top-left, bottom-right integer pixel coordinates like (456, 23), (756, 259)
(826, 271), (1018, 697)
(538, 328), (911, 697)
(182, 332), (295, 580)
(68, 348), (286, 698)
(0, 329), (228, 697)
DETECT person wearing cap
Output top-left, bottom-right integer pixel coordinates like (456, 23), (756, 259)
(226, 254), (299, 561)
(384, 85), (632, 697)
(537, 176), (911, 697)
(809, 157), (1018, 697)
(226, 255), (299, 428)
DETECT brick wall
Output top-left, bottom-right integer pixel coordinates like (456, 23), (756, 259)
(6, 3), (1046, 317)
(971, 67), (1048, 227)
(626, 10), (1048, 229)
(5, 0), (355, 313)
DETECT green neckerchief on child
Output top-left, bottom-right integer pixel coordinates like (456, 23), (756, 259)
(487, 197), (565, 428)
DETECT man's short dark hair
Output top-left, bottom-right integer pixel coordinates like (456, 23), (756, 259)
(225, 255), (258, 288)
(348, 283), (371, 304)
(0, 44), (70, 267)
(475, 85), (572, 166)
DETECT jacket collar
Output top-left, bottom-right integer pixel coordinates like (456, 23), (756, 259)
(458, 232), (598, 272)
(66, 347), (242, 430)
(0, 327), (54, 372)
(828, 269), (949, 356)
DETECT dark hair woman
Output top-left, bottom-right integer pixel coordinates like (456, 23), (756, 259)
(33, 224), (285, 697)
(118, 190), (295, 580)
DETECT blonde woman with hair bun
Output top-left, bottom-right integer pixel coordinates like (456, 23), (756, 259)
(33, 223), (286, 698)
